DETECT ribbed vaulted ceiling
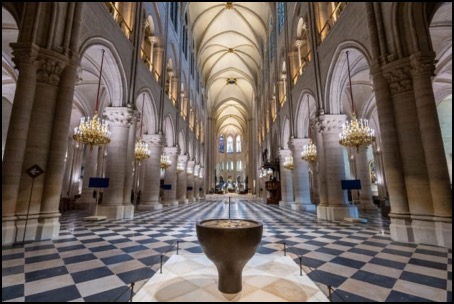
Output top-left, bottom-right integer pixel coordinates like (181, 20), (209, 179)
(188, 2), (271, 135)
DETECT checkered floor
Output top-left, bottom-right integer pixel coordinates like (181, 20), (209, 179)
(2, 199), (452, 302)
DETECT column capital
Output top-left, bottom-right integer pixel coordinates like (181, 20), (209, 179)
(383, 60), (413, 96)
(278, 148), (292, 158)
(290, 138), (312, 152)
(163, 146), (179, 156)
(147, 35), (158, 44)
(36, 56), (66, 86)
(187, 160), (195, 168)
(104, 107), (135, 127)
(178, 154), (189, 163)
(410, 53), (436, 77)
(11, 42), (39, 67)
(295, 40), (304, 48)
(318, 114), (346, 134)
(143, 134), (163, 147)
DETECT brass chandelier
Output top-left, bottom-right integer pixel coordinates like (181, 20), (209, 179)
(73, 49), (111, 148)
(176, 161), (184, 173)
(339, 51), (375, 150)
(301, 95), (317, 163)
(301, 140), (317, 163)
(134, 94), (151, 161)
(283, 155), (294, 170)
(160, 154), (171, 169)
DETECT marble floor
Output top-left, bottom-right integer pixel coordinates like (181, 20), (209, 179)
(2, 199), (452, 302)
(134, 254), (329, 302)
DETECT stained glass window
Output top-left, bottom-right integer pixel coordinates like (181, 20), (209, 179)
(219, 135), (224, 153)
(236, 136), (241, 153)
(278, 2), (285, 34)
(227, 136), (234, 153)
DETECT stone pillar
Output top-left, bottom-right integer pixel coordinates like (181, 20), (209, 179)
(290, 138), (316, 211)
(122, 112), (138, 208)
(187, 160), (195, 202)
(410, 54), (452, 248)
(77, 146), (98, 211)
(194, 164), (201, 201)
(384, 61), (436, 245)
(278, 149), (295, 208)
(98, 107), (134, 219)
(374, 63), (412, 242)
(163, 146), (179, 206)
(373, 150), (387, 201)
(356, 146), (377, 210)
(15, 54), (69, 243)
(154, 47), (164, 81)
(314, 120), (328, 206)
(148, 36), (157, 71)
(317, 115), (358, 220)
(38, 62), (79, 240)
(137, 134), (163, 210)
(295, 40), (303, 75)
(2, 45), (38, 245)
(176, 155), (189, 204)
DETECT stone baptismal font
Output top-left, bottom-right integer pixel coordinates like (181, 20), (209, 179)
(196, 219), (263, 294)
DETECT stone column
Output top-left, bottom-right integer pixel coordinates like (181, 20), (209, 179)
(374, 63), (412, 242)
(38, 62), (79, 240)
(162, 146), (179, 206)
(2, 45), (38, 245)
(356, 146), (377, 210)
(98, 107), (134, 219)
(317, 115), (358, 220)
(187, 160), (195, 202)
(194, 164), (201, 201)
(122, 112), (138, 208)
(295, 40), (303, 75)
(137, 134), (163, 210)
(278, 149), (295, 208)
(290, 138), (316, 211)
(176, 155), (189, 205)
(410, 54), (452, 248)
(15, 54), (69, 243)
(77, 146), (98, 211)
(154, 47), (164, 81)
(314, 120), (328, 206)
(384, 61), (436, 246)
(148, 36), (157, 71)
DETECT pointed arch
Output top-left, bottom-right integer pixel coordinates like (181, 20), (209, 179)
(281, 116), (291, 149)
(163, 115), (175, 147)
(136, 88), (157, 135)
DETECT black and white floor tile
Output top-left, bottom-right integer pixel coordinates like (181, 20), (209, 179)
(2, 199), (451, 302)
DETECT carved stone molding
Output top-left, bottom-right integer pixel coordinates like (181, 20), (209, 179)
(104, 107), (134, 128)
(36, 58), (65, 85)
(11, 43), (39, 68)
(290, 138), (312, 152)
(187, 160), (195, 169)
(278, 149), (292, 158)
(383, 64), (413, 96)
(410, 56), (435, 77)
(178, 154), (189, 163)
(143, 134), (163, 147)
(320, 115), (346, 134)
(163, 146), (179, 156)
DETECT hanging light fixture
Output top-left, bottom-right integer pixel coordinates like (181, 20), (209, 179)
(187, 164), (193, 175)
(73, 49), (111, 148)
(134, 94), (151, 161)
(302, 95), (317, 163)
(339, 51), (375, 150)
(176, 161), (184, 173)
(160, 154), (171, 169)
(283, 155), (294, 170)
